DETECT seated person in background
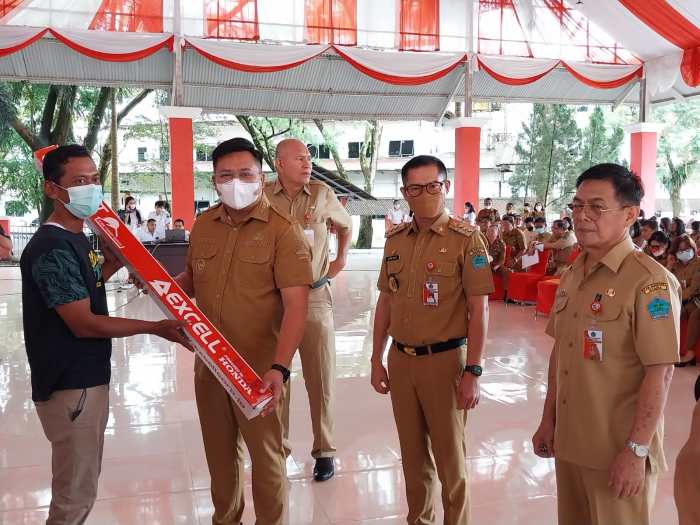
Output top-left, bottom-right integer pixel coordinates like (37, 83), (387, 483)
(501, 215), (526, 270)
(670, 216), (686, 242)
(670, 234), (700, 307)
(641, 218), (659, 245)
(531, 217), (551, 246)
(561, 215), (574, 233)
(631, 220), (645, 249)
(486, 223), (506, 274)
(674, 382), (700, 524)
(171, 218), (190, 241)
(541, 219), (577, 275)
(148, 200), (170, 238)
(691, 221), (700, 247)
(0, 225), (13, 261)
(385, 199), (406, 233)
(521, 216), (536, 244)
(660, 216), (671, 235)
(646, 231), (671, 266)
(477, 197), (499, 223)
(504, 202), (515, 218)
(463, 201), (476, 225)
(521, 202), (532, 219)
(137, 218), (162, 243)
(118, 196), (142, 232)
(532, 201), (545, 218)
(478, 216), (492, 235)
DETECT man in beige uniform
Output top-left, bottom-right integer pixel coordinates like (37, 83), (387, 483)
(501, 215), (526, 270)
(541, 219), (577, 275)
(175, 138), (313, 525)
(265, 138), (352, 481)
(371, 155), (493, 525)
(533, 163), (679, 525)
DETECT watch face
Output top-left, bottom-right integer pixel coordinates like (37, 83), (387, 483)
(466, 365), (483, 377)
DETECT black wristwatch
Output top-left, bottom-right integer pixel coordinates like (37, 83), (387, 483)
(463, 365), (483, 377)
(270, 363), (291, 383)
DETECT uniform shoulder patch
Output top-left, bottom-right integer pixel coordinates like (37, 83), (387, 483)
(641, 282), (669, 294)
(385, 221), (410, 238)
(447, 218), (476, 237)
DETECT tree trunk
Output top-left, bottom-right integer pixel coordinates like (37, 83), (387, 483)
(84, 87), (112, 152)
(543, 115), (558, 208)
(313, 119), (348, 180)
(356, 215), (373, 249)
(110, 91), (119, 210)
(670, 182), (682, 217)
(356, 120), (382, 249)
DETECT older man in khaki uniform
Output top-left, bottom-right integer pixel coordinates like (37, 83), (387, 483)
(541, 219), (577, 275)
(265, 138), (352, 482)
(176, 138), (313, 525)
(501, 215), (526, 269)
(533, 163), (679, 525)
(371, 155), (493, 525)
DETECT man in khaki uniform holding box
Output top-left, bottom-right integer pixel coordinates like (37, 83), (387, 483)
(371, 155), (493, 525)
(533, 163), (679, 525)
(175, 138), (313, 525)
(265, 138), (352, 482)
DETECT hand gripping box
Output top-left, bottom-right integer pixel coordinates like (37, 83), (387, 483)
(88, 202), (273, 419)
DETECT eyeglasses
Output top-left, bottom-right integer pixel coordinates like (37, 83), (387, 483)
(567, 202), (628, 220)
(404, 181), (445, 197)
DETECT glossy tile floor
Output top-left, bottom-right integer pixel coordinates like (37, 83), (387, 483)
(0, 251), (697, 524)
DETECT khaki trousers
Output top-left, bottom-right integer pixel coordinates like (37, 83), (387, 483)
(282, 283), (336, 459)
(388, 345), (469, 525)
(35, 384), (110, 525)
(195, 359), (286, 525)
(555, 458), (657, 525)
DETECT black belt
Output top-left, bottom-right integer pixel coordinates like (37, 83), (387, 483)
(310, 276), (329, 289)
(394, 337), (466, 357)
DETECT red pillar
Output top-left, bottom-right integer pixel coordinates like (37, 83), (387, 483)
(451, 118), (488, 218)
(626, 123), (663, 216)
(158, 106), (202, 230)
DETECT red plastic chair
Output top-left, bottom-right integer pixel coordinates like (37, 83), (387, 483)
(566, 245), (582, 264)
(536, 278), (560, 317)
(506, 249), (551, 303)
(488, 245), (510, 301)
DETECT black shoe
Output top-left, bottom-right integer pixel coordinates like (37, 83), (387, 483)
(313, 457), (334, 482)
(675, 356), (697, 367)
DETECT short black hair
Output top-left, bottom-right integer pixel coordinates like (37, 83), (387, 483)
(576, 163), (644, 206)
(649, 230), (670, 247)
(212, 138), (263, 170)
(147, 218), (156, 224)
(552, 219), (566, 229)
(401, 155), (447, 183)
(640, 219), (658, 231)
(534, 217), (546, 225)
(125, 196), (136, 205)
(692, 221), (700, 232)
(501, 215), (514, 224)
(630, 220), (641, 239)
(174, 218), (184, 224)
(524, 202), (531, 207)
(524, 216), (534, 224)
(42, 144), (92, 183)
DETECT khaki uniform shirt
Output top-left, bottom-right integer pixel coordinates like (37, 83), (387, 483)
(503, 229), (527, 261)
(377, 212), (494, 347)
(535, 231), (552, 243)
(546, 236), (680, 472)
(672, 257), (700, 301)
(187, 197), (313, 374)
(488, 238), (506, 270)
(265, 179), (352, 283)
(547, 231), (578, 272)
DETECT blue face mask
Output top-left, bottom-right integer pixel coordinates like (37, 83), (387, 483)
(535, 226), (546, 235)
(55, 183), (103, 219)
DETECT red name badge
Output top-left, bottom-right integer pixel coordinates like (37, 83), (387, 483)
(88, 203), (273, 419)
(423, 280), (439, 306)
(583, 328), (603, 361)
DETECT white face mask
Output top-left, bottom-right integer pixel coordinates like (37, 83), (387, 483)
(677, 249), (695, 263)
(216, 179), (261, 210)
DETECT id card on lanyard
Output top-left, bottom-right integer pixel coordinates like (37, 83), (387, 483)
(583, 293), (603, 361)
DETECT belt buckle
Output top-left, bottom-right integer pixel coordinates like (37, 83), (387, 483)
(404, 346), (416, 356)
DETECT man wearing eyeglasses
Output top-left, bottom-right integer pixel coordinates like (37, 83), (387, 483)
(175, 137), (313, 525)
(533, 163), (680, 525)
(265, 138), (352, 482)
(371, 155), (493, 524)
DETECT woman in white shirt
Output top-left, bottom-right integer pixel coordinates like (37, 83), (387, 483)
(463, 201), (477, 225)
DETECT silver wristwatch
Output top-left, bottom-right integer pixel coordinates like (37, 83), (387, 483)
(626, 440), (649, 458)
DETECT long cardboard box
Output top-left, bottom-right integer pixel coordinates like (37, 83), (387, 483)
(88, 202), (273, 419)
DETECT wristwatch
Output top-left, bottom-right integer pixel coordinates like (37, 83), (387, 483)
(270, 363), (291, 383)
(463, 365), (483, 377)
(626, 439), (649, 458)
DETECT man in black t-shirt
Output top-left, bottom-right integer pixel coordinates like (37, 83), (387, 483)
(21, 145), (191, 525)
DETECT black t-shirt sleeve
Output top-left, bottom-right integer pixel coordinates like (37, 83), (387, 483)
(31, 247), (89, 308)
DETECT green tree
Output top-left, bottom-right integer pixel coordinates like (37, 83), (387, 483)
(355, 120), (382, 249)
(654, 101), (700, 216)
(577, 106), (624, 172)
(509, 104), (582, 210)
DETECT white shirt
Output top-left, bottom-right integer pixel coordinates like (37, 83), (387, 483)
(463, 211), (476, 225)
(148, 210), (170, 238)
(138, 228), (162, 243)
(388, 208), (405, 225)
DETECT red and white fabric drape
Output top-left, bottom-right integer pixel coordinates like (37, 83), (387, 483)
(205, 0), (259, 40)
(399, 0), (439, 52)
(305, 0), (357, 46)
(89, 0), (164, 33)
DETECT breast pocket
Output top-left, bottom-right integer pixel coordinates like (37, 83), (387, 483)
(425, 260), (459, 293)
(192, 242), (218, 284)
(588, 303), (625, 359)
(236, 246), (273, 289)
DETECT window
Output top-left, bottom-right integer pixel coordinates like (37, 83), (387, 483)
(399, 0), (439, 51)
(305, 0), (357, 45)
(89, 0), (163, 32)
(307, 144), (319, 158)
(348, 142), (361, 159)
(389, 140), (414, 157)
(137, 147), (147, 162)
(205, 0), (259, 40)
(318, 144), (331, 159)
(196, 145), (215, 162)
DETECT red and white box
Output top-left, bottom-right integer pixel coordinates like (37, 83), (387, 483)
(88, 202), (273, 419)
